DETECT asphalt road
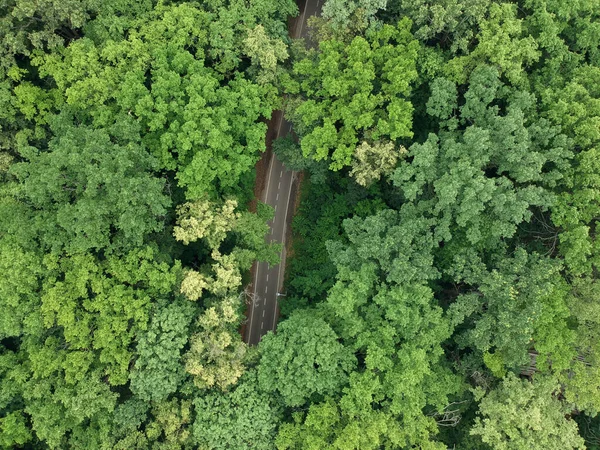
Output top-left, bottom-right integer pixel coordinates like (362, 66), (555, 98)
(245, 0), (322, 346)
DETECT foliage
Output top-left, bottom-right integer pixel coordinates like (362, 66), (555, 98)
(184, 297), (247, 391)
(385, 0), (495, 54)
(3, 0), (600, 448)
(193, 371), (281, 450)
(470, 374), (585, 450)
(0, 0), (293, 447)
(272, 135), (329, 183)
(321, 0), (388, 30)
(130, 300), (196, 402)
(449, 249), (575, 373)
(349, 140), (406, 186)
(35, 2), (285, 199)
(258, 309), (356, 407)
(10, 119), (170, 254)
(284, 18), (418, 170)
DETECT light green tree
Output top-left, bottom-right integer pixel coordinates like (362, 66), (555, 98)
(184, 297), (247, 390)
(284, 18), (418, 170)
(349, 140), (406, 187)
(470, 374), (585, 450)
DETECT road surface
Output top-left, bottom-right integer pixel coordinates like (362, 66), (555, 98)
(245, 0), (322, 345)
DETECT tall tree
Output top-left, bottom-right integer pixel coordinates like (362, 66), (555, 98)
(258, 310), (356, 407)
(193, 371), (281, 450)
(184, 296), (247, 391)
(284, 18), (418, 170)
(10, 119), (170, 254)
(469, 374), (585, 450)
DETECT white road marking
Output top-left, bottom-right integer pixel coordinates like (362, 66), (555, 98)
(278, 181), (281, 189)
(265, 286), (268, 294)
(297, 0), (310, 38)
(261, 321), (264, 330)
(247, 0), (313, 344)
(273, 173), (295, 331)
(274, 205), (277, 213)
(289, 124), (292, 133)
(248, 261), (262, 343)
(263, 298), (267, 306)
(266, 274), (269, 282)
(280, 170), (283, 177)
(276, 193), (279, 201)
(262, 310), (265, 318)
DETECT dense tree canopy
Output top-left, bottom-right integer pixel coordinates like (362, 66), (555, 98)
(2, 0), (600, 448)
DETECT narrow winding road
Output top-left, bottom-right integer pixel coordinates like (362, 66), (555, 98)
(245, 0), (322, 345)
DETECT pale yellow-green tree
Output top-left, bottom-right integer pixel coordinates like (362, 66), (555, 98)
(184, 297), (247, 390)
(173, 199), (237, 248)
(470, 374), (585, 450)
(349, 141), (406, 187)
(210, 250), (244, 297)
(180, 269), (211, 301)
(244, 25), (288, 84)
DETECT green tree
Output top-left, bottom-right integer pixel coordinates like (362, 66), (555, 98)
(281, 208), (463, 447)
(448, 249), (575, 374)
(562, 277), (600, 413)
(37, 3), (282, 199)
(443, 3), (540, 86)
(258, 310), (356, 407)
(39, 247), (180, 385)
(321, 0), (388, 30)
(543, 66), (600, 275)
(272, 136), (329, 184)
(470, 374), (585, 450)
(385, 0), (495, 53)
(109, 397), (194, 450)
(193, 371), (281, 450)
(284, 18), (418, 170)
(129, 300), (195, 402)
(392, 65), (569, 251)
(10, 119), (169, 254)
(184, 297), (247, 390)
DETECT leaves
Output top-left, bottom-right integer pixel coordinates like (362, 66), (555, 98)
(470, 374), (585, 450)
(184, 297), (247, 391)
(10, 120), (169, 254)
(349, 140), (406, 186)
(193, 371), (281, 450)
(258, 310), (356, 407)
(130, 300), (195, 402)
(285, 19), (418, 170)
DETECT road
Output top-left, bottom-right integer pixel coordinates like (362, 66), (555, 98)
(245, 0), (322, 346)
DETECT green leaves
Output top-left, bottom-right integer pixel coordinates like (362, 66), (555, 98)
(36, 2), (282, 199)
(258, 310), (356, 407)
(393, 65), (568, 250)
(449, 249), (575, 373)
(10, 120), (169, 254)
(285, 19), (418, 170)
(470, 374), (585, 450)
(130, 300), (195, 402)
(185, 297), (247, 390)
(39, 247), (180, 385)
(193, 371), (281, 450)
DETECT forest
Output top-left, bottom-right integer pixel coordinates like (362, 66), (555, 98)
(1, 0), (600, 448)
